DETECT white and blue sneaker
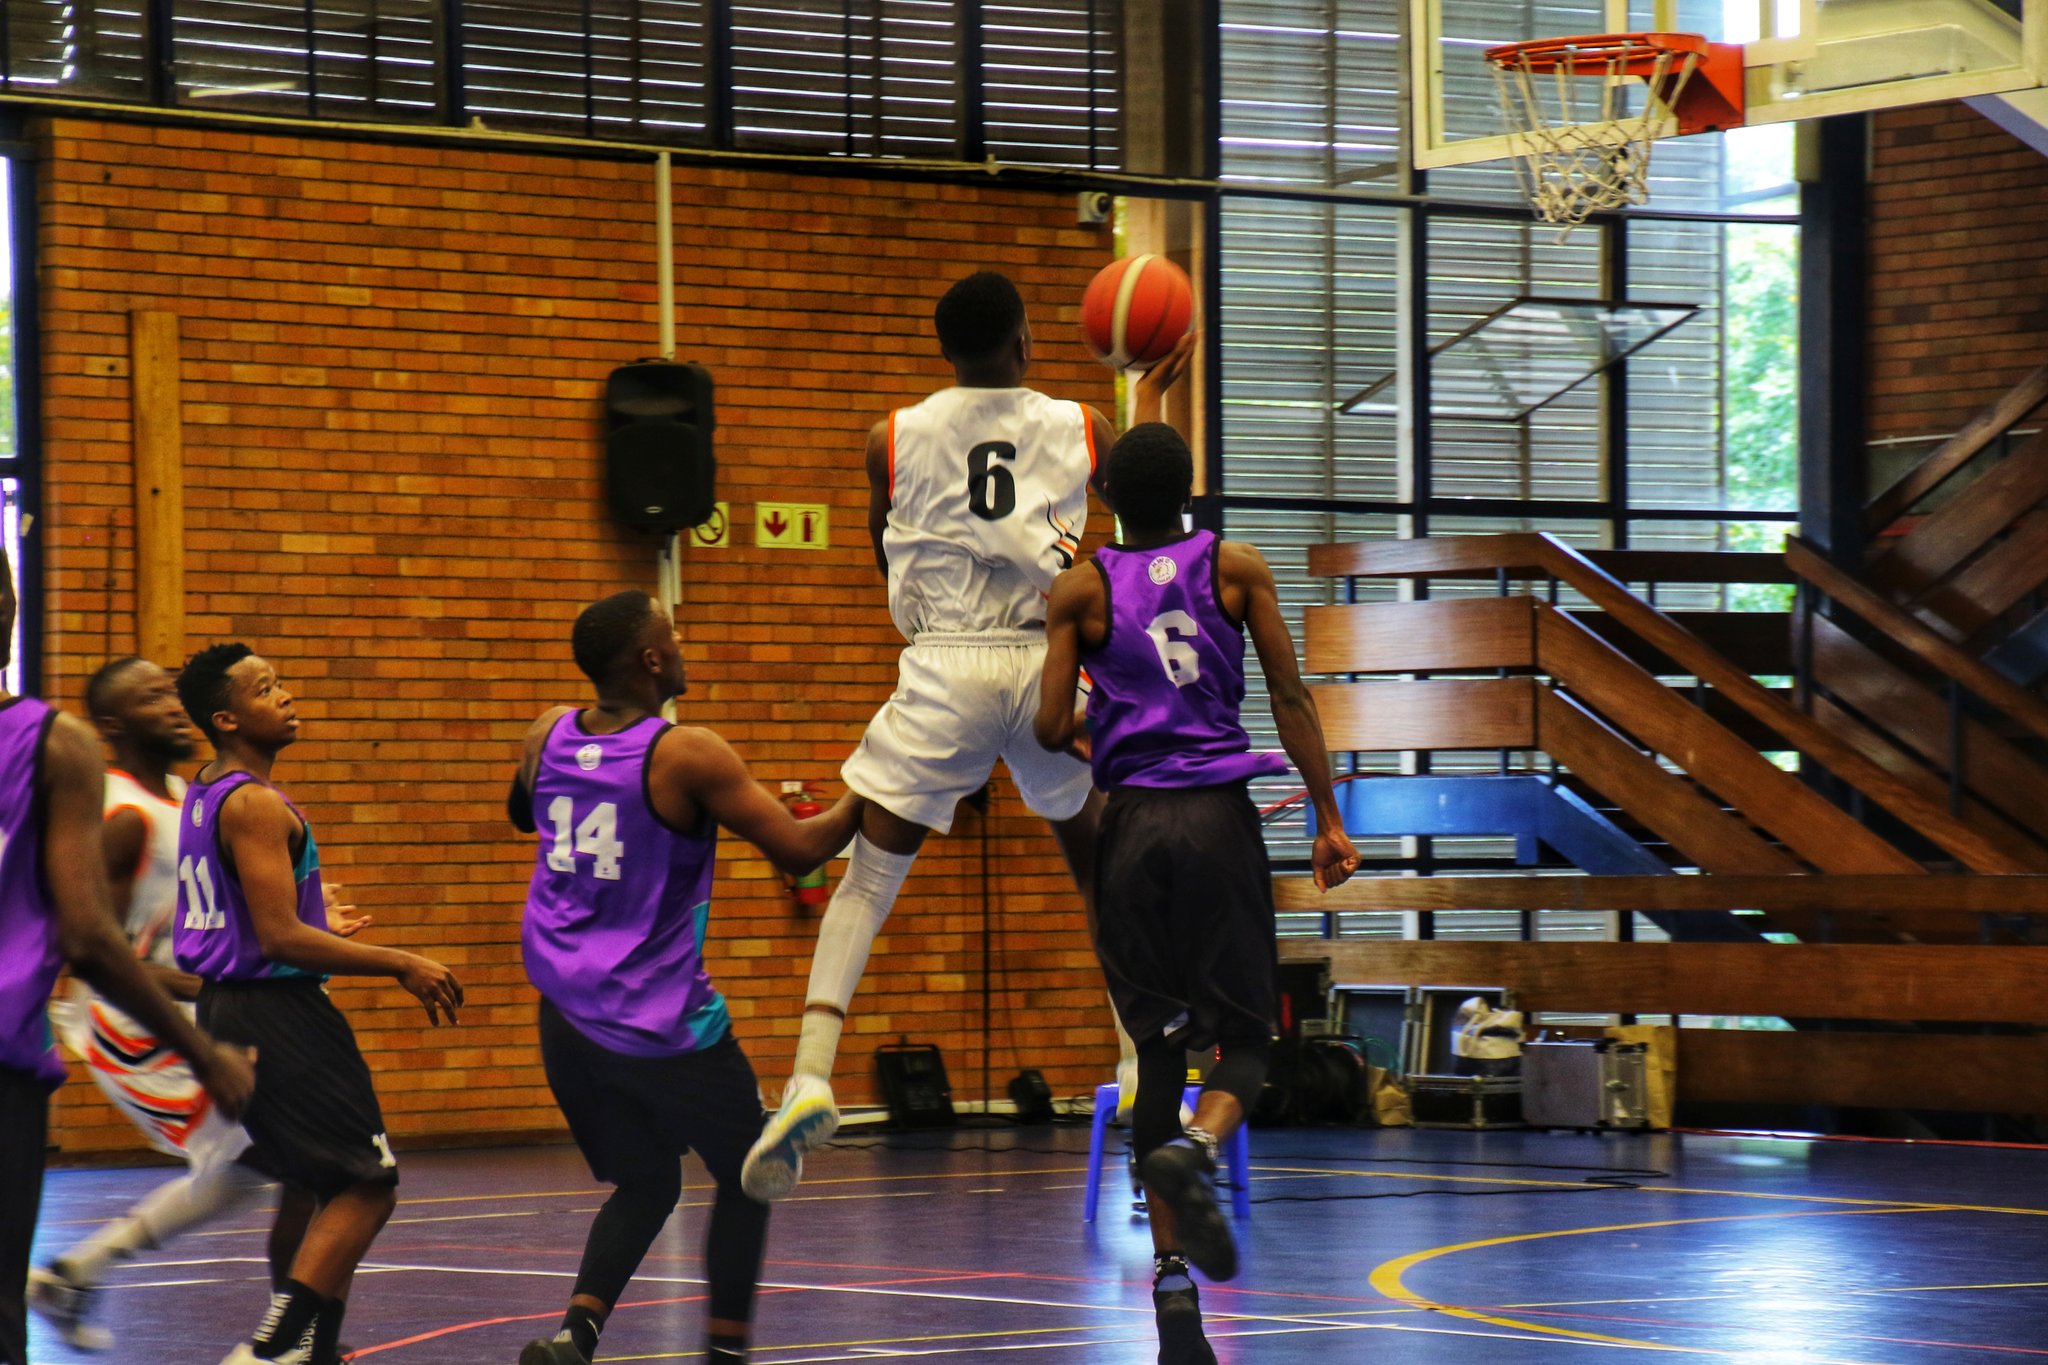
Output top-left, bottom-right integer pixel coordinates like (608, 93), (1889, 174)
(741, 1073), (840, 1201)
(28, 1266), (114, 1352)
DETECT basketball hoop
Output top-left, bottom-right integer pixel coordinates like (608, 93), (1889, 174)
(1485, 32), (1745, 233)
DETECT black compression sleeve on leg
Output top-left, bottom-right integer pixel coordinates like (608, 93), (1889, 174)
(1202, 1037), (1272, 1117)
(571, 1166), (682, 1309)
(1131, 1034), (1188, 1162)
(704, 1180), (770, 1325)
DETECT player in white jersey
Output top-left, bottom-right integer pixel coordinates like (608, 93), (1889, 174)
(29, 658), (365, 1351)
(744, 270), (1189, 1199)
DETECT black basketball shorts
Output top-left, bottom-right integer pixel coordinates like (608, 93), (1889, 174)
(538, 998), (767, 1190)
(197, 977), (398, 1200)
(1093, 781), (1279, 1053)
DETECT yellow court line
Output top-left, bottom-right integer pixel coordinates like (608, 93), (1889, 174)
(1369, 1203), (1950, 1358)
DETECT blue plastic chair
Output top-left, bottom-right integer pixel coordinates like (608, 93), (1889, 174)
(1084, 1081), (1252, 1222)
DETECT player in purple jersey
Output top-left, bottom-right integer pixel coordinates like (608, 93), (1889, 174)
(1036, 423), (1359, 1365)
(0, 548), (254, 1365)
(173, 643), (462, 1365)
(508, 591), (863, 1365)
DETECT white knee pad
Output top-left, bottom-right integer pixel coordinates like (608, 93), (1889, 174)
(804, 834), (916, 1012)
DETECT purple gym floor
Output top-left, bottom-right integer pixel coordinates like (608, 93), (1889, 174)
(28, 1125), (2048, 1362)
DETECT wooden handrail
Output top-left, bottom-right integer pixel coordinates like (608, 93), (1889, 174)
(1865, 359), (2048, 533)
(1308, 537), (1794, 584)
(1787, 535), (2048, 746)
(1274, 873), (2048, 914)
(1308, 531), (2038, 872)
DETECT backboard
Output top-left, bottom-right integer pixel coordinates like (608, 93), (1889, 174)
(1413, 0), (2044, 170)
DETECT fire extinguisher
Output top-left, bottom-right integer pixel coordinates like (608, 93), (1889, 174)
(780, 781), (831, 908)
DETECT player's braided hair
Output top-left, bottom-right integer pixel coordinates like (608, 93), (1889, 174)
(934, 270), (1025, 363)
(1106, 422), (1194, 535)
(572, 590), (659, 684)
(177, 642), (254, 742)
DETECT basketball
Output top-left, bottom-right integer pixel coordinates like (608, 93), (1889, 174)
(1081, 253), (1194, 371)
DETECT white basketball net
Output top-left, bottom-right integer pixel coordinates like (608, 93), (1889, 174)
(1489, 40), (1701, 232)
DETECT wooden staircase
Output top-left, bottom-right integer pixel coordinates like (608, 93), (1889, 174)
(1280, 375), (2048, 1121)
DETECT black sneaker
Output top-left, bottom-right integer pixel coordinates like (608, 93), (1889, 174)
(518, 1335), (591, 1365)
(1153, 1275), (1218, 1365)
(1139, 1139), (1237, 1281)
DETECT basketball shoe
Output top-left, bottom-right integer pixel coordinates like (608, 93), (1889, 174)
(1152, 1254), (1217, 1365)
(1138, 1130), (1237, 1281)
(741, 1073), (839, 1201)
(27, 1265), (114, 1351)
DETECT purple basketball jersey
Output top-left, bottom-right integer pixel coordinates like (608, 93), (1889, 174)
(0, 696), (65, 1086)
(173, 770), (327, 982)
(1084, 531), (1287, 790)
(522, 713), (728, 1057)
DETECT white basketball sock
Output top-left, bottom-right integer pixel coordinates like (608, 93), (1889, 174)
(793, 834), (916, 1079)
(60, 1158), (269, 1284)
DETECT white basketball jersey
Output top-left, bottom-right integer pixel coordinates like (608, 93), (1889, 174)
(105, 769), (186, 966)
(884, 386), (1093, 641)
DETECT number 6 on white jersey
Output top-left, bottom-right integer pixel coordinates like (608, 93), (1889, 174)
(1145, 610), (1202, 688)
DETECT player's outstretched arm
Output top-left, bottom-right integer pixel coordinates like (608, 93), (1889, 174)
(221, 783), (462, 1024)
(1034, 565), (1099, 758)
(1225, 541), (1361, 891)
(45, 713), (253, 1115)
(865, 418), (892, 579)
(662, 728), (863, 877)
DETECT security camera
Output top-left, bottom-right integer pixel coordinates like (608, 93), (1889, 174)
(1076, 190), (1113, 226)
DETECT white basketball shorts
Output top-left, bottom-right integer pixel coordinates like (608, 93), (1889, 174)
(842, 632), (1095, 835)
(51, 984), (254, 1170)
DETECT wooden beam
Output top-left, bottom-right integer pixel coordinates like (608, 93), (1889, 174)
(1534, 605), (1923, 873)
(1304, 597), (1534, 674)
(1569, 610), (1793, 677)
(1809, 613), (2048, 843)
(1282, 938), (2048, 1023)
(1274, 874), (2048, 914)
(1867, 425), (2048, 597)
(129, 311), (186, 667)
(1536, 688), (1804, 874)
(1865, 359), (2048, 533)
(1789, 535), (2048, 746)
(1309, 537), (1792, 584)
(1678, 1030), (2048, 1112)
(1308, 679), (1534, 752)
(1912, 509), (2048, 639)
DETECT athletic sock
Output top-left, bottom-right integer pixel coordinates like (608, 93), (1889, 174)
(793, 834), (915, 1079)
(310, 1295), (346, 1365)
(252, 1278), (323, 1360)
(707, 1329), (749, 1362)
(560, 1304), (604, 1360)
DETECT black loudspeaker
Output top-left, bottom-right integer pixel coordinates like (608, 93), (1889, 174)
(1006, 1069), (1054, 1125)
(875, 1040), (957, 1129)
(605, 361), (715, 532)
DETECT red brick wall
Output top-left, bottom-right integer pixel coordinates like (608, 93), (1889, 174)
(1868, 102), (2048, 441)
(35, 116), (1122, 1153)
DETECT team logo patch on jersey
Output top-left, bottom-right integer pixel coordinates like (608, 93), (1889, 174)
(1148, 556), (1178, 585)
(576, 744), (603, 771)
(191, 802), (204, 827)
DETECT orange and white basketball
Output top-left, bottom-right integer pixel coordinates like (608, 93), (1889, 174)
(1080, 253), (1194, 371)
